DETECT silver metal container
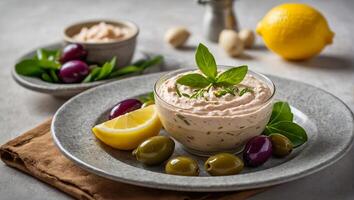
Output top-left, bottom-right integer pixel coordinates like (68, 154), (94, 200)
(198, 0), (239, 42)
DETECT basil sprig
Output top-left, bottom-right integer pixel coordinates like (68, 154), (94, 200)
(263, 101), (308, 147)
(176, 43), (251, 98)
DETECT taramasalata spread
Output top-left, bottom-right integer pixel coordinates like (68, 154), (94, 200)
(73, 22), (131, 43)
(155, 69), (274, 153)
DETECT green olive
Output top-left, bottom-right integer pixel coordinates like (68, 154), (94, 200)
(165, 156), (199, 176)
(133, 136), (175, 165)
(269, 133), (293, 157)
(205, 153), (244, 176)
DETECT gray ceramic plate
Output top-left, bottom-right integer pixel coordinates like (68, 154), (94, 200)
(12, 43), (181, 98)
(52, 73), (354, 192)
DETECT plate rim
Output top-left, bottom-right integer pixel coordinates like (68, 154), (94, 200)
(51, 72), (354, 191)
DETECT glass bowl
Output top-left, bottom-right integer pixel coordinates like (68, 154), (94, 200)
(154, 67), (275, 156)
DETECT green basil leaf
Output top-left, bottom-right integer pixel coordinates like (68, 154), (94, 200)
(38, 59), (61, 70)
(109, 65), (141, 78)
(36, 49), (45, 60)
(41, 72), (53, 82)
(269, 101), (294, 124)
(36, 49), (60, 61)
(110, 56), (117, 67)
(36, 49), (61, 70)
(49, 70), (59, 83)
(177, 73), (211, 88)
(140, 55), (163, 70)
(82, 67), (101, 83)
(95, 57), (116, 81)
(15, 59), (44, 76)
(264, 121), (307, 147)
(195, 43), (217, 80)
(216, 65), (248, 85)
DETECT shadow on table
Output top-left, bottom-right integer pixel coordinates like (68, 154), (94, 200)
(31, 95), (67, 115)
(249, 44), (268, 51)
(288, 55), (353, 70)
(237, 53), (254, 60)
(177, 44), (198, 51)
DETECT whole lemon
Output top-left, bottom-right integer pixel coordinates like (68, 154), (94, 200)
(257, 3), (334, 60)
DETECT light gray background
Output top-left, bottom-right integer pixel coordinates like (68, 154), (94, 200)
(0, 0), (353, 199)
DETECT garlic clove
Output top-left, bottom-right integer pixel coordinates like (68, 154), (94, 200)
(164, 27), (191, 48)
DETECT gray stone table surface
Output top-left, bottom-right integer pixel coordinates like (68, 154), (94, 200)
(0, 0), (353, 199)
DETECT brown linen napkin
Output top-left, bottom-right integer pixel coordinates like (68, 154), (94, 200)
(0, 119), (266, 200)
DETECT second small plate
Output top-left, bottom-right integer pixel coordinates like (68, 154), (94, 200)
(12, 42), (180, 98)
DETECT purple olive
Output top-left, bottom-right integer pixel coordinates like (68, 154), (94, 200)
(59, 60), (89, 83)
(60, 43), (87, 63)
(243, 135), (272, 167)
(109, 99), (143, 119)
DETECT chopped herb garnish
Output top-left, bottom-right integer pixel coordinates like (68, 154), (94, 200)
(175, 43), (248, 99)
(175, 84), (182, 97)
(182, 93), (191, 98)
(239, 87), (254, 96)
(176, 114), (190, 125)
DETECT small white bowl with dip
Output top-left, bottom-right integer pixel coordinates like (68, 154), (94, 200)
(64, 19), (139, 67)
(154, 67), (275, 156)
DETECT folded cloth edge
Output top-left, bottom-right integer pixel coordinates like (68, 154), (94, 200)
(0, 118), (95, 200)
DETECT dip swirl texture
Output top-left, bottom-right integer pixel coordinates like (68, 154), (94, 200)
(158, 72), (272, 116)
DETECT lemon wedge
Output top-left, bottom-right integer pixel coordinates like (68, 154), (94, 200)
(92, 105), (162, 150)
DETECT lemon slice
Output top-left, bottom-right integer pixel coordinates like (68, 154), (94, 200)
(92, 105), (162, 150)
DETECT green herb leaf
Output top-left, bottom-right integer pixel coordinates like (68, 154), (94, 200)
(94, 57), (116, 81)
(214, 90), (227, 97)
(36, 49), (61, 70)
(239, 87), (254, 96)
(216, 65), (248, 86)
(140, 55), (163, 70)
(36, 49), (60, 61)
(49, 69), (59, 83)
(195, 43), (217, 80)
(82, 67), (101, 83)
(41, 72), (53, 82)
(15, 59), (44, 76)
(175, 84), (182, 97)
(177, 73), (211, 88)
(131, 59), (146, 67)
(214, 86), (237, 97)
(139, 92), (155, 103)
(269, 101), (294, 124)
(109, 56), (163, 78)
(182, 93), (191, 98)
(38, 59), (61, 70)
(109, 65), (141, 78)
(264, 121), (308, 147)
